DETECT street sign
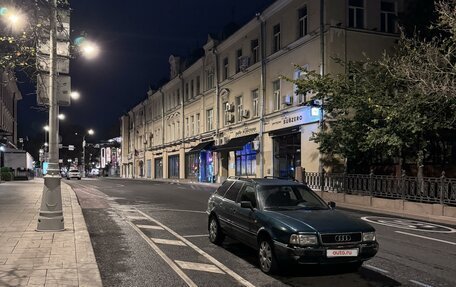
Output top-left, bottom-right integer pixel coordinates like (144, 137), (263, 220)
(37, 54), (70, 74)
(37, 73), (71, 106)
(68, 145), (74, 151)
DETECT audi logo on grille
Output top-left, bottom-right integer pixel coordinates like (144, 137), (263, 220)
(335, 235), (352, 242)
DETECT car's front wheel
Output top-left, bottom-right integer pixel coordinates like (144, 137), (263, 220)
(258, 239), (279, 274)
(208, 216), (224, 245)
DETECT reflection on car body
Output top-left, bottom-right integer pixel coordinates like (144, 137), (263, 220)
(207, 177), (378, 274)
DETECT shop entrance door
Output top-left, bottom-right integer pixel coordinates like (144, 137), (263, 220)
(154, 158), (163, 178)
(273, 132), (301, 179)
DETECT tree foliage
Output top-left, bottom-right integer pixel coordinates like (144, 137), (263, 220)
(291, 1), (456, 174)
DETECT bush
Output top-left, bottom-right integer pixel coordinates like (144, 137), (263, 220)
(1, 172), (13, 181)
(1, 167), (12, 173)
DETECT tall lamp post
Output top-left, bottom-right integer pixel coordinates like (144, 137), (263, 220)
(37, 0), (64, 231)
(82, 129), (94, 177)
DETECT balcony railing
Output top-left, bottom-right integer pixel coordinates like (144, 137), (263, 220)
(303, 171), (456, 206)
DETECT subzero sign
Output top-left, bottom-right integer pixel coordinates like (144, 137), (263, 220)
(361, 216), (456, 233)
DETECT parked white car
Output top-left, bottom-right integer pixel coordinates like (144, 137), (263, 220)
(66, 169), (81, 180)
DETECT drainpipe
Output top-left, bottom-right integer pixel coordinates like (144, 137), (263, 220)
(214, 48), (220, 137)
(258, 13), (266, 178)
(160, 89), (165, 147)
(319, 0), (325, 173)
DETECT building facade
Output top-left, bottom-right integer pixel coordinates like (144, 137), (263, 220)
(121, 0), (405, 182)
(0, 69), (21, 147)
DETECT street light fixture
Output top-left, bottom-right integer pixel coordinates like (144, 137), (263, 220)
(70, 91), (80, 100)
(58, 113), (65, 120)
(82, 129), (94, 177)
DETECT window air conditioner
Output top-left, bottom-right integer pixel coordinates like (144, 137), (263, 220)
(225, 103), (235, 112)
(227, 114), (235, 123)
(242, 109), (250, 118)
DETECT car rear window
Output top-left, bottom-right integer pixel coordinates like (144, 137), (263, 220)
(69, 170), (79, 172)
(215, 180), (233, 196)
(223, 181), (243, 201)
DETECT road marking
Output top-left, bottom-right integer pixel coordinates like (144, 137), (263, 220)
(136, 225), (164, 230)
(151, 238), (187, 246)
(364, 264), (389, 274)
(361, 216), (456, 233)
(127, 216), (148, 220)
(135, 209), (256, 287)
(145, 208), (206, 214)
(175, 260), (224, 274)
(183, 234), (208, 238)
(409, 279), (433, 287)
(395, 231), (456, 245)
(126, 221), (197, 287)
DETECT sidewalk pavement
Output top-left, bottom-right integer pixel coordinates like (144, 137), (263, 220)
(0, 178), (102, 287)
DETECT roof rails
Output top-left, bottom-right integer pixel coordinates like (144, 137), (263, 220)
(227, 176), (255, 182)
(263, 176), (300, 183)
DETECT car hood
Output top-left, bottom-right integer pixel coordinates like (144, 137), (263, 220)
(264, 209), (374, 233)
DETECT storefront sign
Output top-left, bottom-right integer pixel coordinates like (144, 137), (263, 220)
(228, 123), (259, 138)
(265, 107), (320, 132)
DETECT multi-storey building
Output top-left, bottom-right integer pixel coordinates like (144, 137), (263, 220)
(121, 0), (405, 182)
(0, 69), (21, 147)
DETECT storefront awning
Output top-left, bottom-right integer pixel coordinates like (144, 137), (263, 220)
(213, 134), (257, 152)
(188, 141), (214, 153)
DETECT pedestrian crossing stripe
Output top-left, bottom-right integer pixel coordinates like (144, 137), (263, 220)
(175, 260), (225, 274)
(137, 225), (164, 230)
(151, 238), (187, 246)
(127, 216), (148, 220)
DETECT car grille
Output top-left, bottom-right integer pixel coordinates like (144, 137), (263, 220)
(320, 232), (362, 245)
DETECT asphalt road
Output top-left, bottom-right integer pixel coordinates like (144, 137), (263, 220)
(65, 178), (456, 287)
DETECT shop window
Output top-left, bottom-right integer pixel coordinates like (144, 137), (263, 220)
(154, 158), (163, 178)
(185, 152), (199, 179)
(235, 143), (257, 176)
(273, 132), (301, 179)
(168, 155), (180, 178)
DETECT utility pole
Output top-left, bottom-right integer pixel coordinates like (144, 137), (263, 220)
(37, 0), (64, 231)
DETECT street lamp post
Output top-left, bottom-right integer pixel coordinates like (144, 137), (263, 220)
(37, 0), (64, 231)
(82, 129), (94, 177)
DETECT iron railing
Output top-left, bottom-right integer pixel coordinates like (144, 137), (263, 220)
(304, 171), (456, 205)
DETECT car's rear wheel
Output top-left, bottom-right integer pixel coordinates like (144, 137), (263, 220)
(258, 238), (279, 274)
(208, 216), (224, 245)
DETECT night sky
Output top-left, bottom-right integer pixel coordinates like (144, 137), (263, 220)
(17, 0), (275, 143)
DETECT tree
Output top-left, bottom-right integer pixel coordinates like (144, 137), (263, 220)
(290, 1), (456, 175)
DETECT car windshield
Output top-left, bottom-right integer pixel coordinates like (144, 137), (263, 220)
(258, 185), (328, 210)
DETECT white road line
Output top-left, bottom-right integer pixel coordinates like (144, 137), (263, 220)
(395, 231), (456, 245)
(127, 216), (148, 220)
(135, 209), (256, 287)
(151, 238), (187, 246)
(175, 260), (225, 274)
(410, 279), (433, 287)
(145, 208), (206, 214)
(126, 221), (197, 287)
(183, 234), (208, 238)
(364, 264), (389, 274)
(136, 225), (164, 230)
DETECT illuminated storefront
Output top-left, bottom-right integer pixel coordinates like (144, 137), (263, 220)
(185, 141), (214, 182)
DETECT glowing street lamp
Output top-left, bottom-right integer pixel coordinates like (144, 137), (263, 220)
(70, 91), (80, 100)
(58, 113), (65, 120)
(74, 36), (100, 60)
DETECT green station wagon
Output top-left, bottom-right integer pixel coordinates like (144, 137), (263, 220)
(206, 177), (379, 274)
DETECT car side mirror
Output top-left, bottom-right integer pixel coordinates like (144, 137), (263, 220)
(240, 201), (254, 210)
(328, 201), (336, 209)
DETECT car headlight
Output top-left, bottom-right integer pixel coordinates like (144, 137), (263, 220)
(362, 232), (376, 242)
(289, 234), (318, 246)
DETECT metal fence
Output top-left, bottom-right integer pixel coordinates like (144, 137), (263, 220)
(304, 171), (456, 206)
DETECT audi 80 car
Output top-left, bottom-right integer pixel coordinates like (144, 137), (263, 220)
(207, 177), (378, 274)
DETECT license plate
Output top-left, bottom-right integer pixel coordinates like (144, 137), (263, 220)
(326, 249), (359, 257)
